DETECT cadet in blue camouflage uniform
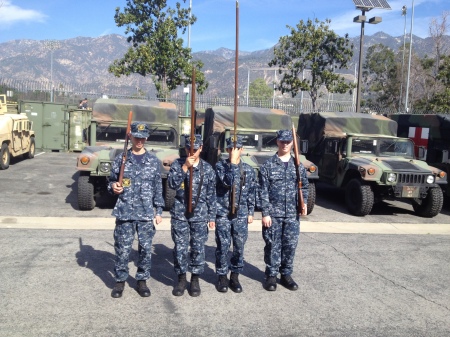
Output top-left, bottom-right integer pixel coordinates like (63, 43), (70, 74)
(168, 134), (216, 297)
(259, 129), (309, 291)
(108, 122), (164, 298)
(215, 136), (256, 293)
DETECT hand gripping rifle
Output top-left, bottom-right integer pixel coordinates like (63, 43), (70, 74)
(228, 1), (240, 218)
(292, 123), (305, 215)
(118, 111), (133, 186)
(187, 68), (196, 217)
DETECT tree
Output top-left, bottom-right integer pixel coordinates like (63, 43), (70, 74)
(428, 55), (450, 112)
(109, 0), (208, 99)
(248, 78), (273, 100)
(362, 44), (399, 110)
(268, 18), (354, 111)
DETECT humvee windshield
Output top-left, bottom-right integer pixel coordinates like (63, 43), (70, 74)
(351, 137), (414, 158)
(236, 132), (278, 151)
(97, 125), (176, 145)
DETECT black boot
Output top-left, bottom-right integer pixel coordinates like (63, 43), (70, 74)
(189, 274), (201, 297)
(229, 272), (242, 293)
(111, 281), (125, 298)
(216, 275), (228, 293)
(264, 276), (277, 291)
(172, 273), (187, 296)
(280, 274), (298, 291)
(136, 280), (151, 297)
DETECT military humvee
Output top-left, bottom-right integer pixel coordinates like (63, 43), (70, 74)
(391, 113), (450, 199)
(76, 98), (191, 211)
(0, 94), (35, 169)
(298, 112), (447, 217)
(200, 106), (318, 214)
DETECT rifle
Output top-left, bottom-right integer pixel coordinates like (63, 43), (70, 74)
(187, 68), (196, 216)
(229, 0), (239, 218)
(292, 123), (305, 215)
(118, 111), (133, 186)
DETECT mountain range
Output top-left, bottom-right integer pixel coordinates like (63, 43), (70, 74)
(0, 32), (449, 97)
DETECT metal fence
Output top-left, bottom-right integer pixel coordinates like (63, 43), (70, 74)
(7, 77), (433, 115)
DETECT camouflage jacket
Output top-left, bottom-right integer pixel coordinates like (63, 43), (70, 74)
(259, 154), (309, 218)
(215, 159), (256, 218)
(108, 149), (164, 221)
(168, 158), (217, 222)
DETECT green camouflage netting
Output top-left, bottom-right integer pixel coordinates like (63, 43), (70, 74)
(93, 99), (178, 126)
(205, 106), (291, 133)
(298, 112), (397, 148)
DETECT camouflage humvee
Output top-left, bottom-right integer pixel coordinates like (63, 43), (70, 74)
(391, 113), (450, 199)
(200, 106), (319, 214)
(76, 98), (191, 211)
(298, 112), (447, 217)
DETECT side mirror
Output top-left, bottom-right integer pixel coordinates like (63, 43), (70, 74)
(300, 139), (308, 154)
(209, 135), (218, 149)
(332, 140), (339, 153)
(418, 147), (426, 160)
(179, 134), (186, 148)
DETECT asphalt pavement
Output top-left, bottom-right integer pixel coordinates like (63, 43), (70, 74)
(0, 152), (449, 336)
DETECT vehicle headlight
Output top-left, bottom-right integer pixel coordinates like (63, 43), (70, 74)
(387, 173), (396, 183)
(426, 175), (435, 184)
(99, 162), (111, 173)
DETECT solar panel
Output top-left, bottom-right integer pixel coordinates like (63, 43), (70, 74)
(352, 0), (391, 10)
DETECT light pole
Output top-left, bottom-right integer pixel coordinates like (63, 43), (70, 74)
(246, 67), (250, 106)
(44, 40), (61, 102)
(405, 0), (415, 113)
(353, 12), (382, 112)
(399, 5), (407, 111)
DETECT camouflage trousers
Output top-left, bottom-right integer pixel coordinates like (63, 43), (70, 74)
(262, 217), (300, 277)
(171, 219), (209, 275)
(113, 220), (156, 282)
(215, 216), (248, 275)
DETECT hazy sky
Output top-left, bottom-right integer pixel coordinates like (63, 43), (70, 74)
(0, 0), (448, 52)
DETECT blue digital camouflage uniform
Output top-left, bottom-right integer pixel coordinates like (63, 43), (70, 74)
(259, 130), (309, 278)
(108, 122), (164, 282)
(168, 134), (216, 275)
(215, 136), (256, 275)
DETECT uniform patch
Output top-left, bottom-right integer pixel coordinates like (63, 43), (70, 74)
(181, 182), (185, 190)
(122, 178), (131, 187)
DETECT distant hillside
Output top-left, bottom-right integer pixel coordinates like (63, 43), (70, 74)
(0, 32), (448, 97)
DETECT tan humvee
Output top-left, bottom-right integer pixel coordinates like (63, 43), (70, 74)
(0, 94), (36, 169)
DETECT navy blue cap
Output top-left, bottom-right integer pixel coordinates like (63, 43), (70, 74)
(226, 136), (243, 149)
(277, 129), (293, 141)
(130, 122), (150, 138)
(185, 134), (203, 150)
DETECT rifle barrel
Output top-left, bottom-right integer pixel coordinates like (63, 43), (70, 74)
(188, 69), (196, 214)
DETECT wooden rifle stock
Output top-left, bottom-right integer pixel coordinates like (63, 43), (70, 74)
(292, 123), (305, 215)
(188, 69), (196, 214)
(118, 111), (133, 186)
(230, 0), (239, 217)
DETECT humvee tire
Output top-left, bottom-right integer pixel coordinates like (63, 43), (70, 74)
(78, 173), (96, 210)
(412, 187), (444, 218)
(164, 178), (176, 211)
(345, 179), (374, 216)
(1, 143), (10, 170)
(26, 138), (35, 159)
(307, 180), (316, 215)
